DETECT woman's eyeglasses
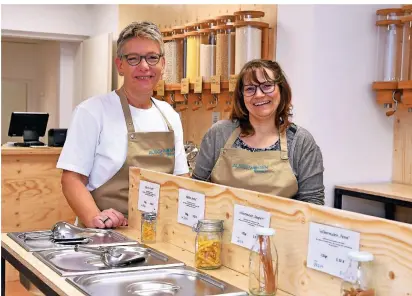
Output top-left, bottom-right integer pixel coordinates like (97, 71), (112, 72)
(121, 53), (163, 66)
(242, 82), (275, 97)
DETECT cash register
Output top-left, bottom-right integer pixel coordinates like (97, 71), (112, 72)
(8, 112), (49, 147)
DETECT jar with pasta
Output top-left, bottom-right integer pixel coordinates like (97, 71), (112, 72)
(172, 26), (185, 83)
(184, 22), (201, 81)
(215, 24), (235, 81)
(193, 219), (224, 270)
(141, 212), (157, 244)
(341, 251), (376, 296)
(199, 28), (216, 83)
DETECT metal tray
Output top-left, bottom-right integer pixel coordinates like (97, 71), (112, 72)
(33, 244), (184, 277)
(66, 266), (248, 296)
(7, 229), (136, 252)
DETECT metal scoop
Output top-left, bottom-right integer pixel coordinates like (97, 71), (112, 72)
(23, 221), (108, 243)
(75, 245), (147, 267)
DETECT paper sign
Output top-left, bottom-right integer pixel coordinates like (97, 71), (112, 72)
(156, 80), (165, 97)
(138, 181), (160, 214)
(181, 78), (189, 94)
(177, 189), (205, 227)
(194, 76), (203, 93)
(306, 222), (360, 278)
(229, 75), (237, 92)
(210, 75), (221, 94)
(231, 204), (271, 250)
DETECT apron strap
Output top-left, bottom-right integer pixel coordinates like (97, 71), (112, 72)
(280, 131), (288, 160)
(224, 128), (241, 148)
(117, 87), (136, 134)
(116, 87), (174, 133)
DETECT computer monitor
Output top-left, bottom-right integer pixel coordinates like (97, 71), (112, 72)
(8, 112), (49, 147)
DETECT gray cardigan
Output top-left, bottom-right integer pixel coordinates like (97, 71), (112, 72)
(192, 120), (325, 205)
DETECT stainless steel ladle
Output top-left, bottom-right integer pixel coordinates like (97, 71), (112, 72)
(23, 221), (108, 242)
(75, 245), (148, 267)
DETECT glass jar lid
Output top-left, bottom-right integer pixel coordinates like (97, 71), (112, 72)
(142, 212), (157, 221)
(348, 251), (374, 262)
(192, 219), (224, 232)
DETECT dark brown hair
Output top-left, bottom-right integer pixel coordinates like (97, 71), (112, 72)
(230, 59), (293, 136)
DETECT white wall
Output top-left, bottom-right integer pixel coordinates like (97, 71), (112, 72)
(276, 5), (395, 216)
(89, 4), (119, 37)
(1, 4), (92, 37)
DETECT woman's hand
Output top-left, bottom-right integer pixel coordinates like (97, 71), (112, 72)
(91, 208), (128, 228)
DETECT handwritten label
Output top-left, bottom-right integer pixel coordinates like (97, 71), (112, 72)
(181, 78), (189, 94)
(229, 75), (237, 92)
(210, 75), (221, 94)
(212, 112), (220, 125)
(156, 80), (165, 97)
(307, 222), (360, 278)
(231, 204), (271, 250)
(137, 181), (160, 214)
(177, 189), (205, 227)
(194, 76), (203, 93)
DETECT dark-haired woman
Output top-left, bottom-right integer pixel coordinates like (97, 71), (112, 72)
(192, 59), (325, 205)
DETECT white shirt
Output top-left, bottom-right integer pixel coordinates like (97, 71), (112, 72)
(57, 91), (189, 191)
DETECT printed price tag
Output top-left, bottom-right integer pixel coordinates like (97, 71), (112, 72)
(177, 189), (205, 227)
(306, 222), (360, 278)
(156, 80), (165, 97)
(181, 78), (189, 95)
(194, 77), (203, 93)
(231, 204), (271, 250)
(137, 181), (160, 214)
(211, 75), (221, 94)
(229, 75), (237, 93)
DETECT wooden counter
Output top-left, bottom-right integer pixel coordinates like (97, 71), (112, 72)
(1, 146), (76, 283)
(1, 230), (291, 296)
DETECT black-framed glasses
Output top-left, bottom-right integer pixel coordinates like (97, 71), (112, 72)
(242, 82), (276, 97)
(122, 53), (163, 66)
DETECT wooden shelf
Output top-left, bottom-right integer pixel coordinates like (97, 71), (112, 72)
(372, 81), (412, 107)
(164, 81), (230, 92)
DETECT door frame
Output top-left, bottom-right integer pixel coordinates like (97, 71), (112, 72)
(1, 29), (88, 43)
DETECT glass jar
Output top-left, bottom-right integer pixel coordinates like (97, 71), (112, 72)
(141, 212), (157, 244)
(401, 16), (412, 81)
(375, 9), (404, 81)
(162, 29), (174, 84)
(172, 26), (185, 83)
(249, 227), (278, 296)
(215, 24), (236, 81)
(193, 219), (224, 270)
(234, 10), (265, 22)
(234, 21), (268, 74)
(184, 23), (200, 81)
(341, 251), (375, 296)
(199, 28), (216, 83)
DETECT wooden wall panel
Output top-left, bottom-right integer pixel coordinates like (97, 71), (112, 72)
(128, 168), (412, 296)
(393, 107), (412, 185)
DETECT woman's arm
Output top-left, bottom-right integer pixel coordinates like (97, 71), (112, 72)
(291, 127), (325, 205)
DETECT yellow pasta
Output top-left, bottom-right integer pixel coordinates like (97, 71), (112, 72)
(142, 220), (156, 242)
(195, 235), (222, 269)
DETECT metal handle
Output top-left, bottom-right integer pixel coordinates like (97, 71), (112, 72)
(75, 245), (105, 256)
(134, 285), (180, 294)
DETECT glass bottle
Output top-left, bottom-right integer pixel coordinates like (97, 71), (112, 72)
(141, 212), (157, 244)
(193, 219), (224, 270)
(341, 251), (375, 296)
(249, 227), (278, 296)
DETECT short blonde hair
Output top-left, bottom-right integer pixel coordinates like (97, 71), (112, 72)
(117, 21), (164, 58)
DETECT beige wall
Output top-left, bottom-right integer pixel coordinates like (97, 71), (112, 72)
(1, 40), (60, 143)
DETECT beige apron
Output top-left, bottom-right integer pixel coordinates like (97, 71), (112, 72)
(210, 127), (298, 198)
(90, 88), (175, 216)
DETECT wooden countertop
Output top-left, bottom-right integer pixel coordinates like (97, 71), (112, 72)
(335, 182), (412, 202)
(1, 146), (62, 156)
(1, 229), (292, 296)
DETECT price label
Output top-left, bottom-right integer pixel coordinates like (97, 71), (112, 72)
(177, 189), (205, 227)
(156, 80), (165, 97)
(210, 75), (221, 94)
(194, 76), (203, 93)
(229, 75), (237, 92)
(306, 222), (360, 279)
(181, 78), (189, 95)
(137, 181), (160, 214)
(231, 204), (271, 250)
